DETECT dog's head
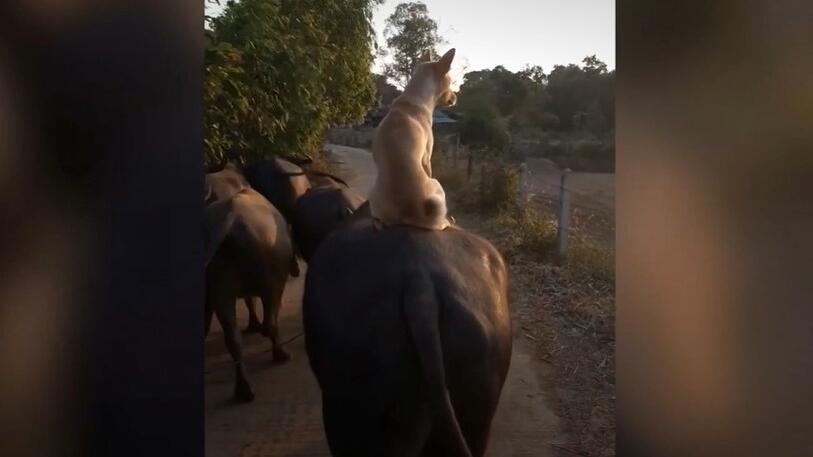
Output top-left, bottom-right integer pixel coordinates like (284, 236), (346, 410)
(412, 48), (457, 107)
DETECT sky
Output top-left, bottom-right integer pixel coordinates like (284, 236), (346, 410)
(206, 0), (615, 88)
(372, 0), (615, 87)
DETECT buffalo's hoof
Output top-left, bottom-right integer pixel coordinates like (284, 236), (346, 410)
(272, 348), (291, 364)
(233, 383), (255, 403)
(243, 322), (263, 334)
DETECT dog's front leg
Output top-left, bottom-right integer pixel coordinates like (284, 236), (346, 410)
(423, 133), (434, 177)
(422, 154), (433, 177)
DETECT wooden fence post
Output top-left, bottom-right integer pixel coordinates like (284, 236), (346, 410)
(517, 162), (529, 208)
(557, 168), (572, 262)
(467, 149), (474, 182)
(479, 162), (487, 202)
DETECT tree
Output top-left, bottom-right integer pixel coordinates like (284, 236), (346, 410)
(456, 92), (509, 153)
(545, 56), (613, 131)
(518, 64), (547, 86)
(454, 57), (613, 140)
(457, 66), (544, 118)
(372, 74), (401, 106)
(582, 55), (608, 74)
(382, 2), (443, 88)
(204, 0), (381, 166)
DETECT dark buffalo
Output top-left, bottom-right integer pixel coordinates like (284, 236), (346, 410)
(304, 219), (512, 457)
(205, 188), (295, 402)
(244, 156), (360, 262)
(243, 157), (312, 221)
(290, 180), (366, 262)
(243, 156), (352, 221)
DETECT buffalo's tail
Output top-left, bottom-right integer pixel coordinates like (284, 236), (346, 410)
(403, 269), (474, 457)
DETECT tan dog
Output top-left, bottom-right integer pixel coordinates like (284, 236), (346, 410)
(369, 48), (457, 230)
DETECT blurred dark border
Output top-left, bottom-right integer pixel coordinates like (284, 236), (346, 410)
(0, 2), (203, 456)
(618, 1), (813, 456)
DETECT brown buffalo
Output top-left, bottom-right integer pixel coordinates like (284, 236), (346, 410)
(205, 188), (296, 402)
(205, 164), (295, 333)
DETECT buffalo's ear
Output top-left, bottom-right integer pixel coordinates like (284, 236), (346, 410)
(419, 49), (432, 63)
(436, 48), (455, 74)
(204, 184), (213, 204)
(340, 206), (354, 219)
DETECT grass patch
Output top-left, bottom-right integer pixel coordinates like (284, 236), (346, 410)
(487, 206), (558, 262)
(567, 232), (615, 282)
(434, 159), (467, 193)
(483, 203), (614, 283)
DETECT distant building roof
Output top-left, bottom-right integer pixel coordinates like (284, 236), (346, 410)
(432, 110), (457, 124)
(363, 105), (457, 127)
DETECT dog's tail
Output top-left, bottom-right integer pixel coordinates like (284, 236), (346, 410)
(424, 195), (444, 219)
(403, 269), (474, 457)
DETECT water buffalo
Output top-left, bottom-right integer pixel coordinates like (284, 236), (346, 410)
(303, 219), (512, 457)
(290, 181), (366, 262)
(205, 188), (296, 402)
(205, 162), (250, 203)
(243, 157), (313, 221)
(243, 156), (352, 221)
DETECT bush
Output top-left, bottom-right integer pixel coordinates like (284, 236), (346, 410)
(446, 158), (522, 215)
(488, 206), (558, 261)
(204, 0), (380, 166)
(474, 162), (519, 214)
(433, 155), (467, 193)
(573, 139), (604, 160)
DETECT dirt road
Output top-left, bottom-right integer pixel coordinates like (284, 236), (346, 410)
(205, 145), (560, 457)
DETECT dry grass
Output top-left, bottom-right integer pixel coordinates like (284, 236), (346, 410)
(434, 157), (467, 193)
(506, 244), (615, 457)
(486, 207), (558, 262)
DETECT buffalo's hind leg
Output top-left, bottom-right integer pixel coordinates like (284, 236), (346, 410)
(204, 307), (214, 338)
(261, 275), (290, 363)
(321, 392), (431, 457)
(214, 297), (254, 402)
(242, 296), (263, 334)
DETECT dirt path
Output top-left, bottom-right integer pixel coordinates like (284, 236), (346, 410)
(205, 145), (560, 457)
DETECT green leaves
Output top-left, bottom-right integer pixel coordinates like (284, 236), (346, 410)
(204, 0), (379, 166)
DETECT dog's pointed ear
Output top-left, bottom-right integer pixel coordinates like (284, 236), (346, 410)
(419, 49), (432, 63)
(436, 48), (455, 75)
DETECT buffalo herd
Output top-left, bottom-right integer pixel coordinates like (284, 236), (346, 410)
(204, 156), (512, 456)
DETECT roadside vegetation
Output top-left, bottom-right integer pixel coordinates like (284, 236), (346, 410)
(204, 0), (382, 166)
